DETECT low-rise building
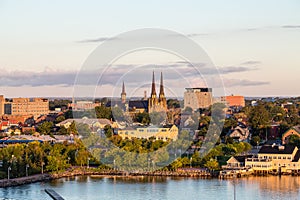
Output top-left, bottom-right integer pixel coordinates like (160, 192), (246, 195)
(227, 125), (250, 142)
(57, 118), (118, 129)
(282, 125), (300, 144)
(221, 95), (245, 107)
(118, 125), (178, 141)
(245, 144), (300, 173)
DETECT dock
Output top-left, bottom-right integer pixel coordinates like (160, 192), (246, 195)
(45, 189), (65, 200)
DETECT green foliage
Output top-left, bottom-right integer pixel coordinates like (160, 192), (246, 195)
(251, 136), (261, 146)
(37, 122), (54, 135)
(136, 112), (150, 125)
(0, 141), (90, 178)
(167, 99), (180, 109)
(149, 111), (166, 125)
(95, 106), (112, 119)
(204, 159), (219, 171)
(288, 135), (300, 148)
(55, 115), (65, 124)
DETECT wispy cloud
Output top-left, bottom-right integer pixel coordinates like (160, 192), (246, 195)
(240, 61), (261, 65)
(223, 79), (269, 87)
(281, 25), (300, 29)
(186, 33), (210, 37)
(0, 61), (264, 88)
(77, 37), (118, 43)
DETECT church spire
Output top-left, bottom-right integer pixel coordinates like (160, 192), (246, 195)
(121, 81), (126, 103)
(122, 81), (126, 94)
(159, 71), (165, 98)
(151, 71), (156, 98)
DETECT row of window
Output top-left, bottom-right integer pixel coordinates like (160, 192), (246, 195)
(260, 156), (292, 160)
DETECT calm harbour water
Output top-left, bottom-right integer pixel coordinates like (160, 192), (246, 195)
(0, 175), (300, 200)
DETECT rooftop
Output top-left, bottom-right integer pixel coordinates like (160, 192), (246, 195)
(259, 144), (296, 154)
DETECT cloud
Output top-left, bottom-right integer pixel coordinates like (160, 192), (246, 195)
(0, 61), (263, 88)
(240, 61), (261, 65)
(77, 37), (118, 43)
(218, 66), (257, 74)
(223, 79), (269, 87)
(186, 33), (210, 37)
(281, 25), (300, 29)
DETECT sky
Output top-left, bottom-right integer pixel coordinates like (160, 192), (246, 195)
(0, 0), (299, 98)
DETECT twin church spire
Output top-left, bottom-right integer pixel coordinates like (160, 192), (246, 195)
(150, 71), (165, 100)
(121, 71), (167, 112)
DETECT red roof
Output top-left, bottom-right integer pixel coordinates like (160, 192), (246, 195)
(1, 121), (9, 126)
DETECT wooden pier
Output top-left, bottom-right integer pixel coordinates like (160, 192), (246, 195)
(45, 189), (65, 200)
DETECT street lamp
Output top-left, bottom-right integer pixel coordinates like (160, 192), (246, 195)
(152, 160), (155, 171)
(190, 157), (193, 168)
(26, 164), (29, 177)
(87, 157), (90, 169)
(41, 162), (45, 174)
(113, 159), (116, 171)
(7, 166), (11, 180)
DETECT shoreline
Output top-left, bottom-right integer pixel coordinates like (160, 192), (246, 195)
(1, 167), (300, 188)
(0, 168), (212, 188)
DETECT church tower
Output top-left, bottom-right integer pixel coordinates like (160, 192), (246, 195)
(158, 72), (167, 110)
(148, 71), (158, 112)
(121, 81), (126, 103)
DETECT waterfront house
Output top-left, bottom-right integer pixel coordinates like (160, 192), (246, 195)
(245, 144), (300, 174)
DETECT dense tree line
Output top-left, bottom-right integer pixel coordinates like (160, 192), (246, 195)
(0, 140), (93, 179)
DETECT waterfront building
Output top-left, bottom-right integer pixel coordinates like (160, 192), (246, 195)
(183, 88), (212, 111)
(245, 144), (300, 173)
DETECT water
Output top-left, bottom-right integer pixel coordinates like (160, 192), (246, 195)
(1, 176), (300, 200)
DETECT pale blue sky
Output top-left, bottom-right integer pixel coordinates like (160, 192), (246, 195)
(0, 0), (299, 97)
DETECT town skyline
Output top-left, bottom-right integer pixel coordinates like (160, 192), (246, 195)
(0, 0), (299, 97)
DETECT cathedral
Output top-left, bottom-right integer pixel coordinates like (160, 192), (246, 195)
(148, 71), (167, 113)
(119, 71), (167, 113)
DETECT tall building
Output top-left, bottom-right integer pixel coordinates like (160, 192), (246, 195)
(0, 95), (5, 116)
(184, 88), (213, 111)
(0, 96), (49, 119)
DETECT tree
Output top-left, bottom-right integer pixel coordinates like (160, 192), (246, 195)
(111, 107), (124, 121)
(67, 121), (78, 135)
(136, 112), (150, 125)
(37, 122), (54, 135)
(251, 135), (261, 146)
(183, 106), (193, 114)
(149, 111), (166, 125)
(95, 106), (112, 119)
(204, 159), (219, 171)
(248, 103), (270, 134)
(55, 115), (65, 124)
(104, 125), (113, 138)
(288, 135), (300, 148)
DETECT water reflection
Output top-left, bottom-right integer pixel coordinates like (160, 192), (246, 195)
(0, 176), (299, 200)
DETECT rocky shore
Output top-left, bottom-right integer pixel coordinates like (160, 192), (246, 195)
(0, 167), (212, 188)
